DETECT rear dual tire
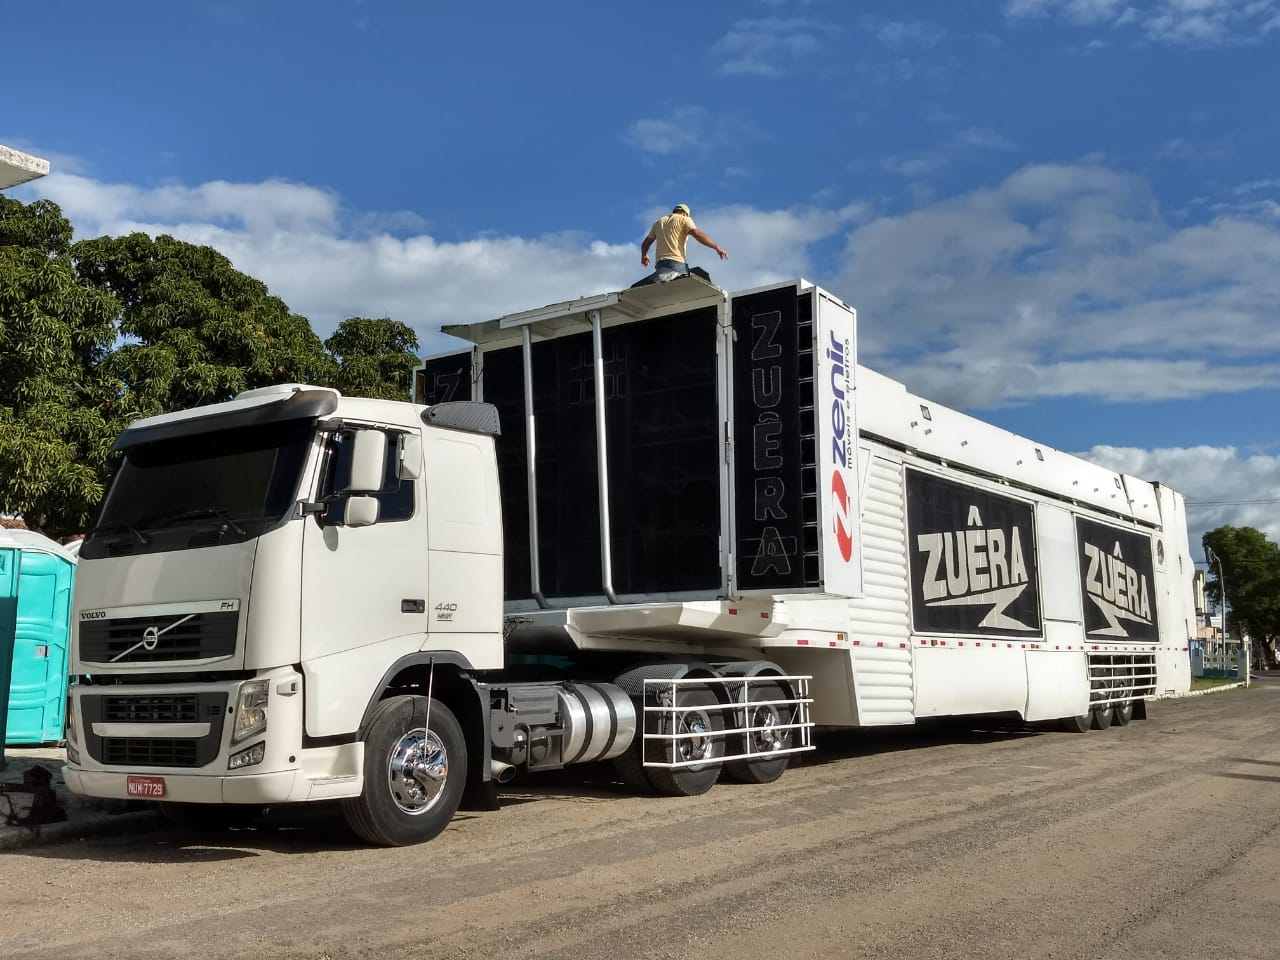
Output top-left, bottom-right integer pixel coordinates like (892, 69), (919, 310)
(640, 685), (726, 797)
(724, 679), (794, 785)
(613, 678), (726, 797)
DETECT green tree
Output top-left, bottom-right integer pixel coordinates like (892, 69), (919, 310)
(1, 198), (436, 534)
(0, 198), (122, 537)
(1202, 526), (1280, 641)
(72, 233), (337, 418)
(325, 317), (421, 400)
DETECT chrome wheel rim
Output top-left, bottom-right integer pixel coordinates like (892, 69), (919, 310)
(750, 705), (786, 754)
(678, 710), (716, 770)
(387, 727), (448, 815)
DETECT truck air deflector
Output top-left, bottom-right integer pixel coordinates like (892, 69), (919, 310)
(112, 387), (339, 451)
(442, 275), (726, 351)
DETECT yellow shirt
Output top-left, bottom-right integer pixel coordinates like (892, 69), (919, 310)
(646, 212), (696, 263)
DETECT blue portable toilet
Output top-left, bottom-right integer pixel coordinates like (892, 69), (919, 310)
(0, 529), (76, 746)
(0, 543), (17, 757)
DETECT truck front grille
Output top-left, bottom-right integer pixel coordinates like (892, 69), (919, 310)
(103, 694), (199, 724)
(80, 691), (228, 769)
(102, 738), (199, 767)
(79, 611), (238, 664)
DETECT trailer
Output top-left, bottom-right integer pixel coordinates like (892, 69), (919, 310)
(63, 276), (1194, 846)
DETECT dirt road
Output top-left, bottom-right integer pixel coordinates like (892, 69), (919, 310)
(3, 682), (1277, 960)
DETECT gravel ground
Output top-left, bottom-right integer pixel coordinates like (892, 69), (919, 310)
(0, 679), (1276, 960)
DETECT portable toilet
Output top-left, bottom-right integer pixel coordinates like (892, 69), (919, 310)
(0, 528), (76, 746)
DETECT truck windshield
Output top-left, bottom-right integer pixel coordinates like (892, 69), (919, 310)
(80, 418), (314, 560)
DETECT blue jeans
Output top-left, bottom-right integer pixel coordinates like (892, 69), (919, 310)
(655, 259), (689, 274)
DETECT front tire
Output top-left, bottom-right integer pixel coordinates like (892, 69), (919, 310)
(342, 695), (466, 847)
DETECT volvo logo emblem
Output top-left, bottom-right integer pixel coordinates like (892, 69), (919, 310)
(110, 612), (197, 663)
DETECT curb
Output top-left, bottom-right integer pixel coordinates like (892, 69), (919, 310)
(1153, 680), (1248, 700)
(0, 808), (161, 852)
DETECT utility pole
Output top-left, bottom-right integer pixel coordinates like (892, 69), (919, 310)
(1205, 546), (1242, 681)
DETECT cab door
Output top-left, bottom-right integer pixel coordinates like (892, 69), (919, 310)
(299, 426), (430, 705)
(421, 429), (503, 643)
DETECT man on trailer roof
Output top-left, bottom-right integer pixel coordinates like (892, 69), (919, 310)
(640, 203), (728, 275)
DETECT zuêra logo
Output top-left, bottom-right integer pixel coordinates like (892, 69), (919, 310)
(1083, 540), (1152, 636)
(917, 504), (1034, 630)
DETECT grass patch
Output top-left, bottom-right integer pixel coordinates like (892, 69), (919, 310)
(1192, 676), (1243, 691)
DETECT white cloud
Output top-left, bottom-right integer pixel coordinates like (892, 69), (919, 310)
(957, 127), (1017, 150)
(1079, 445), (1280, 552)
(864, 18), (948, 50)
(881, 152), (950, 178)
(881, 126), (1019, 180)
(1005, 0), (1280, 45)
(836, 162), (1280, 408)
(1233, 177), (1280, 195)
(622, 107), (757, 158)
(848, 16), (955, 85)
(709, 17), (841, 77)
(1156, 135), (1233, 162)
(33, 172), (856, 357)
(623, 108), (708, 156)
(1189, 176), (1280, 221)
(21, 164), (1280, 547)
(36, 161), (1280, 415)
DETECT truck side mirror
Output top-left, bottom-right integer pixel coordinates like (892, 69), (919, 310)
(344, 495), (380, 528)
(339, 430), (387, 493)
(397, 432), (423, 481)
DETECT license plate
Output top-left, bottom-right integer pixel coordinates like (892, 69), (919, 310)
(126, 775), (166, 798)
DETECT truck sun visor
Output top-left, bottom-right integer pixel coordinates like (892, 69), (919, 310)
(111, 388), (340, 451)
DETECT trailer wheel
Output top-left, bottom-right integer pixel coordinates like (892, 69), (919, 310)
(1105, 670), (1136, 727)
(1112, 692), (1133, 726)
(643, 685), (725, 797)
(724, 679), (793, 785)
(159, 802), (263, 832)
(341, 695), (466, 847)
(1090, 698), (1114, 730)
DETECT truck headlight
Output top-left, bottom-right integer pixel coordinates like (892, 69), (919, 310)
(231, 679), (269, 745)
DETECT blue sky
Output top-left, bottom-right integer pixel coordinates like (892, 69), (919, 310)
(5, 0), (1280, 552)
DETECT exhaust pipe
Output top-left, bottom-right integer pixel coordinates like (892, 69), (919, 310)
(490, 760), (517, 784)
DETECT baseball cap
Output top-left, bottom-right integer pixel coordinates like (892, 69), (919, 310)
(673, 203), (691, 215)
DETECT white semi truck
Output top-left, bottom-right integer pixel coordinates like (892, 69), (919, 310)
(63, 277), (1195, 846)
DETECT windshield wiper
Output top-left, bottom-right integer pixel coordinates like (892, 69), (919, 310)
(90, 523), (149, 546)
(141, 507), (248, 537)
